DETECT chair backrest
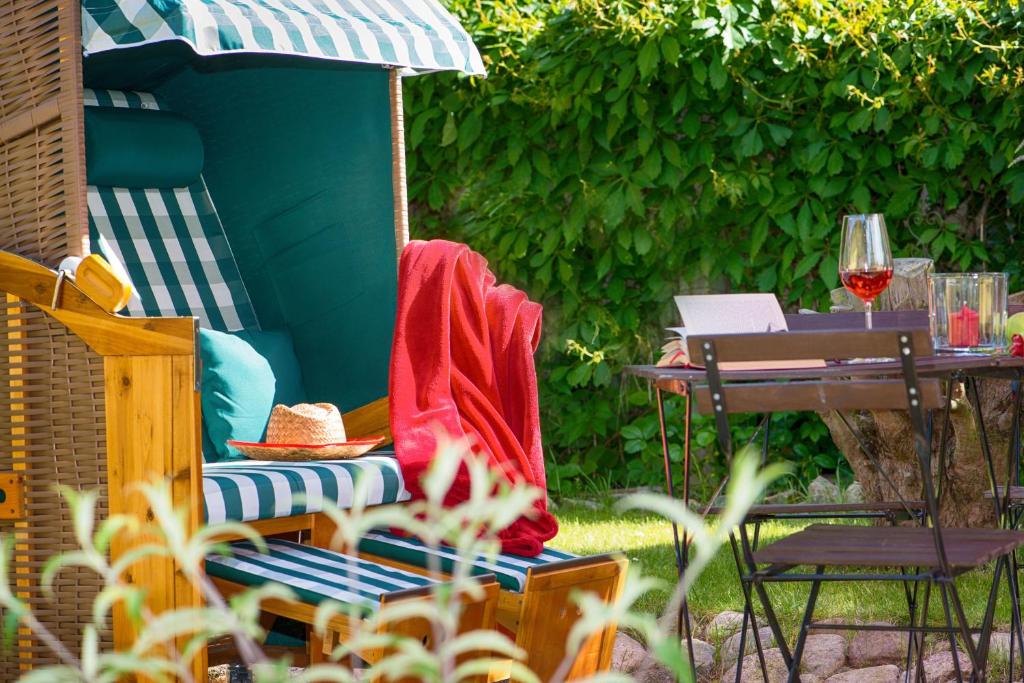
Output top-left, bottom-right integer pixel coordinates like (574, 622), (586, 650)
(84, 88), (258, 332)
(687, 328), (941, 416)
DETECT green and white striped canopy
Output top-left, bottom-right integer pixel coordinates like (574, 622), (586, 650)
(82, 0), (486, 76)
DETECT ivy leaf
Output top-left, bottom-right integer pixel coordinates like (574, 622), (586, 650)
(709, 54), (727, 90)
(440, 114), (457, 147)
(851, 184), (871, 212)
(692, 60), (707, 84)
(638, 40), (661, 80)
(737, 127), (763, 157)
(794, 252), (822, 278)
(766, 124), (792, 146)
(661, 34), (681, 64)
(944, 141), (965, 169)
(634, 228), (654, 255)
(457, 110), (483, 151)
(603, 188), (626, 226)
(819, 254), (839, 287)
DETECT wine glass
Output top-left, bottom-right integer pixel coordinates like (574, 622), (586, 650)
(839, 214), (893, 330)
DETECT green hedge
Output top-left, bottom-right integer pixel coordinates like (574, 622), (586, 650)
(405, 0), (1024, 496)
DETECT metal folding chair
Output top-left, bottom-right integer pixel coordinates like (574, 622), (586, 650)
(691, 328), (1024, 683)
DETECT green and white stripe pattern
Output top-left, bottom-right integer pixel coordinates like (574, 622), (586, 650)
(82, 0), (485, 76)
(358, 530), (578, 593)
(85, 89), (258, 332)
(206, 538), (435, 612)
(203, 455), (410, 524)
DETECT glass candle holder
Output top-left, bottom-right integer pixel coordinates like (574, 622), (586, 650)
(928, 273), (1008, 354)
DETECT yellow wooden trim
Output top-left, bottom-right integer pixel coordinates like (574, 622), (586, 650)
(0, 250), (195, 356)
(104, 354), (205, 677)
(342, 397), (391, 443)
(389, 68), (409, 263)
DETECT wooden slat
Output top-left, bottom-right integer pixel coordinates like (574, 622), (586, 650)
(687, 328), (931, 364)
(694, 377), (943, 415)
(753, 524), (1024, 569)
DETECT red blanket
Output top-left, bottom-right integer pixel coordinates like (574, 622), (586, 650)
(389, 239), (558, 556)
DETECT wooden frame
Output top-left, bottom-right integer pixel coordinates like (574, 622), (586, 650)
(212, 574), (500, 681)
(353, 543), (628, 682)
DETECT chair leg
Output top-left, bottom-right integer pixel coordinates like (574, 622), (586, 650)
(729, 531), (769, 683)
(900, 568), (922, 681)
(938, 581), (969, 683)
(907, 579), (932, 683)
(786, 569), (823, 683)
(1009, 552), (1024, 681)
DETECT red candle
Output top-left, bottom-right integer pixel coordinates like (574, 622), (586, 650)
(948, 304), (980, 347)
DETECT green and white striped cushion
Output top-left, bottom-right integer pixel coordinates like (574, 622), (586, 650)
(203, 455), (410, 524)
(206, 538), (435, 613)
(358, 530), (578, 593)
(85, 88), (258, 332)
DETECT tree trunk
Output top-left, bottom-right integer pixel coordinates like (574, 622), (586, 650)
(821, 260), (1017, 527)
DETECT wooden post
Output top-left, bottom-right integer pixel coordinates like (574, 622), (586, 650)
(104, 354), (206, 680)
(389, 68), (410, 262)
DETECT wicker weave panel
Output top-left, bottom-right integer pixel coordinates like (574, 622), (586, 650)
(0, 0), (88, 263)
(0, 0), (63, 122)
(0, 294), (110, 676)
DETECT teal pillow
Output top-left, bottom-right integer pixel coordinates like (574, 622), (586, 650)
(200, 329), (276, 461)
(234, 329), (307, 407)
(85, 107), (205, 188)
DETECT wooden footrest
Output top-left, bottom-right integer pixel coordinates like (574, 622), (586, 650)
(207, 538), (499, 671)
(356, 530), (627, 681)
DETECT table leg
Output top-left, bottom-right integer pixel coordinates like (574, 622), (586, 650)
(655, 387), (695, 679)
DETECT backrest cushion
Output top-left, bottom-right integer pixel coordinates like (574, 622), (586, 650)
(199, 328), (276, 461)
(85, 106), (205, 188)
(85, 88), (258, 332)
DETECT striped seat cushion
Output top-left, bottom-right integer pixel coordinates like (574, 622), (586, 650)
(85, 88), (258, 332)
(203, 455), (410, 524)
(206, 539), (435, 613)
(358, 530), (578, 593)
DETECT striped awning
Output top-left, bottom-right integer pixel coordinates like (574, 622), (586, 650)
(81, 0), (486, 77)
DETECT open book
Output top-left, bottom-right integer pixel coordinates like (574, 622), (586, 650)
(657, 294), (826, 370)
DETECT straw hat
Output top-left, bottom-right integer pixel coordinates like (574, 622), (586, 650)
(228, 403), (384, 461)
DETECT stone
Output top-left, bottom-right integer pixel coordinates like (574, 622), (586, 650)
(825, 664), (899, 683)
(811, 617), (859, 637)
(208, 666), (228, 683)
(844, 482), (864, 503)
(707, 610), (748, 640)
(722, 648), (822, 683)
(808, 476), (841, 503)
(972, 631), (1012, 656)
(800, 634), (847, 678)
(906, 649), (974, 683)
(686, 637), (715, 676)
(847, 625), (907, 667)
(633, 662), (675, 683)
(722, 626), (776, 662)
(611, 632), (649, 673)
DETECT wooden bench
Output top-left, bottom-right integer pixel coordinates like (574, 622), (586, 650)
(207, 538), (500, 680)
(355, 530), (627, 681)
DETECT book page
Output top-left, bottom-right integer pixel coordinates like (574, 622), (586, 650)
(674, 294), (825, 370)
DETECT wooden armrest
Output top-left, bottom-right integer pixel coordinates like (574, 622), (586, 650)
(0, 250), (194, 356)
(343, 396), (391, 443)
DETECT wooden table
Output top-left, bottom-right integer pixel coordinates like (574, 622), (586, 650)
(622, 310), (1024, 675)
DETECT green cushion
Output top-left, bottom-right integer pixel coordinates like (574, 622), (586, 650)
(233, 329), (307, 407)
(85, 106), (204, 188)
(200, 328), (275, 461)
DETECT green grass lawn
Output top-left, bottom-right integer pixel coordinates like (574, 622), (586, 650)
(551, 500), (1016, 640)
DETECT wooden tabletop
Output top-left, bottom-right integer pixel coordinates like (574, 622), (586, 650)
(625, 309), (1024, 384)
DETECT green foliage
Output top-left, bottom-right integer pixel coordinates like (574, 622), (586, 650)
(406, 0), (1024, 495)
(0, 438), (785, 682)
